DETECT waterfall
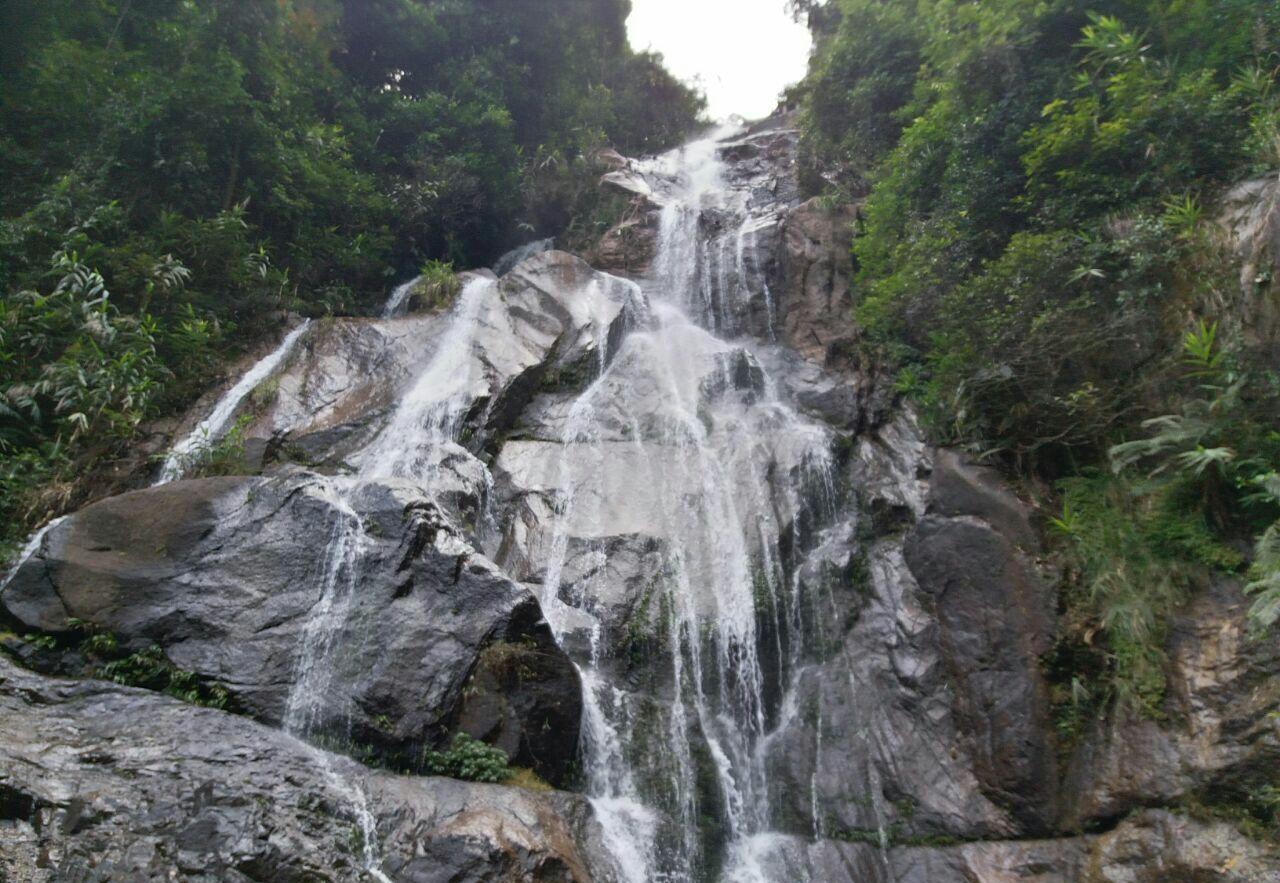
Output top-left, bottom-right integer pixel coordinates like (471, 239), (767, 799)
(532, 127), (841, 881)
(275, 276), (495, 880)
(494, 237), (554, 276)
(356, 277), (493, 478)
(0, 515), (66, 591)
(381, 276), (421, 319)
(155, 320), (311, 485)
(138, 125), (842, 882)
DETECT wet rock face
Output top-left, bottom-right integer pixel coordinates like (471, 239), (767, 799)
(761, 415), (1039, 845)
(0, 656), (606, 883)
(1061, 575), (1280, 829)
(0, 474), (581, 785)
(903, 451), (1059, 831)
(225, 252), (644, 472)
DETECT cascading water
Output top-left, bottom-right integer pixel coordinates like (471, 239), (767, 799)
(381, 276), (421, 319)
(532, 126), (845, 882)
(356, 276), (492, 479)
(135, 123), (850, 882)
(275, 276), (496, 880)
(155, 319), (311, 485)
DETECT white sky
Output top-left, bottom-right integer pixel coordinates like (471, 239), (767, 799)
(626, 0), (813, 121)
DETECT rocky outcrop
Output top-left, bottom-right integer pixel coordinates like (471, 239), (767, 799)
(0, 473), (581, 784)
(1062, 575), (1280, 829)
(193, 253), (645, 473)
(779, 197), (859, 367)
(0, 655), (609, 883)
(1220, 175), (1280, 352)
(903, 451), (1059, 831)
(735, 808), (1280, 883)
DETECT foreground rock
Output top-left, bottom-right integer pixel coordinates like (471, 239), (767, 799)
(0, 656), (611, 883)
(1, 473), (581, 784)
(730, 808), (1280, 883)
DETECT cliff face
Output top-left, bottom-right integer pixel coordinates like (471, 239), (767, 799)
(2, 120), (1277, 883)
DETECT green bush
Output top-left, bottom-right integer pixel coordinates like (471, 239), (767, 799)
(411, 260), (461, 313)
(1051, 472), (1191, 714)
(423, 733), (511, 784)
(98, 645), (232, 710)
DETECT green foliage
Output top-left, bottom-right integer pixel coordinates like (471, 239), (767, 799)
(411, 260), (461, 313)
(1052, 472), (1192, 713)
(799, 0), (1280, 472)
(12, 619), (232, 709)
(1245, 475), (1280, 631)
(423, 733), (511, 784)
(98, 645), (232, 709)
(179, 413), (256, 479)
(0, 0), (703, 555)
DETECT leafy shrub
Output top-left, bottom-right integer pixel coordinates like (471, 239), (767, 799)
(410, 260), (461, 313)
(423, 733), (511, 784)
(98, 645), (232, 710)
(1051, 473), (1191, 714)
(183, 414), (255, 479)
(1245, 475), (1280, 632)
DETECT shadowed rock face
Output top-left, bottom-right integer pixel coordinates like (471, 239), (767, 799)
(0, 656), (607, 883)
(1220, 176), (1280, 352)
(1, 473), (581, 785)
(903, 498), (1058, 831)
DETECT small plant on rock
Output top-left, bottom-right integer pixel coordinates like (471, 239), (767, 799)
(422, 733), (511, 784)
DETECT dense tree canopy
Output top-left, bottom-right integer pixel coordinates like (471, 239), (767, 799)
(0, 0), (703, 549)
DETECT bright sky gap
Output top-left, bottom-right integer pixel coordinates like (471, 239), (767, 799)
(627, 0), (813, 121)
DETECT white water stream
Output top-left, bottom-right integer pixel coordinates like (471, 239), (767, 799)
(154, 319), (311, 485)
(279, 275), (496, 880)
(531, 127), (842, 881)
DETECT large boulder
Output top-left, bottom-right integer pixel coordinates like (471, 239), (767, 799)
(1, 473), (581, 785)
(0, 656), (612, 883)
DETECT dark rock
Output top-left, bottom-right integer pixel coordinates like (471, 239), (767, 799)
(904, 514), (1059, 831)
(927, 448), (1037, 549)
(0, 474), (581, 784)
(0, 656), (610, 883)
